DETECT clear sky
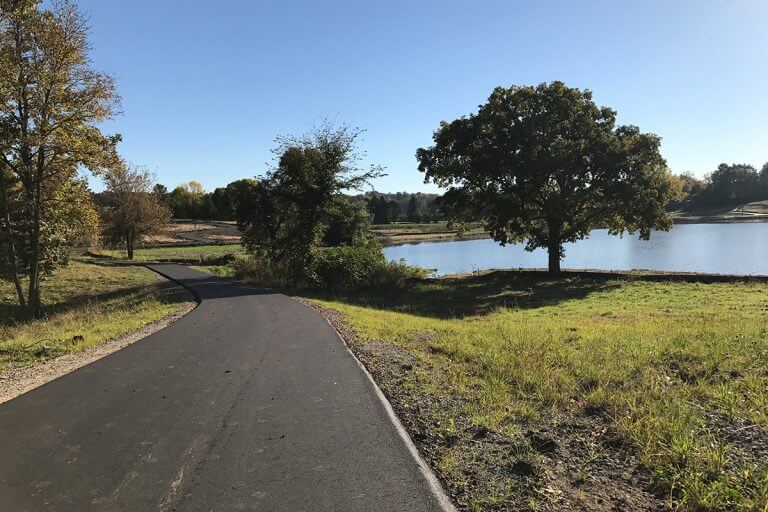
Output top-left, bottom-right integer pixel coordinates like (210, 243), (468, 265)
(72, 0), (767, 193)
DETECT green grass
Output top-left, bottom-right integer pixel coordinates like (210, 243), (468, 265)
(89, 244), (244, 263)
(0, 261), (186, 370)
(310, 271), (768, 511)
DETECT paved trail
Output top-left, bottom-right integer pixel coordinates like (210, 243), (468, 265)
(0, 265), (449, 511)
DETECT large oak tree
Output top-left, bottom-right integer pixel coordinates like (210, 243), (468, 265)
(417, 82), (674, 272)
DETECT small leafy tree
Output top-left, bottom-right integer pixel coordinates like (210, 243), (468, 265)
(237, 123), (383, 284)
(322, 197), (371, 246)
(417, 82), (674, 272)
(0, 0), (119, 316)
(101, 163), (171, 260)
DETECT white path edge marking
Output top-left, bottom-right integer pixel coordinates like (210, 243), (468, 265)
(322, 317), (459, 512)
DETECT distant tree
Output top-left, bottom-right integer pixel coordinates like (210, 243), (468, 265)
(237, 124), (383, 283)
(153, 183), (168, 199)
(368, 195), (390, 224)
(0, 0), (119, 317)
(667, 172), (705, 210)
(385, 200), (402, 223)
(761, 163), (768, 185)
(699, 164), (760, 207)
(406, 195), (421, 222)
(417, 82), (673, 272)
(167, 182), (205, 218)
(101, 164), (171, 260)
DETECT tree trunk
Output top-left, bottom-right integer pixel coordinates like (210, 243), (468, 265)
(126, 233), (134, 260)
(547, 241), (562, 273)
(27, 178), (42, 318)
(0, 170), (26, 309)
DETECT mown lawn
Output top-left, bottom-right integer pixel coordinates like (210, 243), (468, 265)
(89, 244), (244, 263)
(310, 272), (768, 511)
(0, 261), (186, 371)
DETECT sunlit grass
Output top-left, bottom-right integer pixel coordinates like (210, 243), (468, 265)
(0, 261), (184, 370)
(312, 274), (768, 510)
(89, 244), (244, 263)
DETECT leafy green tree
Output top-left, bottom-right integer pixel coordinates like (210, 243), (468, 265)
(417, 82), (673, 272)
(101, 163), (171, 260)
(167, 182), (205, 218)
(237, 124), (382, 284)
(406, 195), (421, 222)
(0, 0), (119, 316)
(322, 198), (371, 246)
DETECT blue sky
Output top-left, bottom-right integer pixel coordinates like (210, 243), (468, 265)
(73, 0), (767, 193)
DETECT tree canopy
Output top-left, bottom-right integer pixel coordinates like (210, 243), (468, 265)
(236, 124), (382, 284)
(100, 163), (171, 260)
(0, 0), (119, 316)
(417, 82), (674, 272)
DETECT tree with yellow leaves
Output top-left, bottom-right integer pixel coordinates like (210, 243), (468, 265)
(0, 0), (119, 317)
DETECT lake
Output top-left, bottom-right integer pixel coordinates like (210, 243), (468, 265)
(383, 223), (768, 276)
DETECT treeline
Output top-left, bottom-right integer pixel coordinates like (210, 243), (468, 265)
(355, 192), (442, 224)
(671, 163), (768, 211)
(134, 161), (768, 223)
(135, 181), (446, 223)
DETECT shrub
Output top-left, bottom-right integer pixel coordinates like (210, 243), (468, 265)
(374, 259), (430, 288)
(232, 239), (429, 291)
(311, 238), (428, 291)
(230, 256), (288, 287)
(311, 242), (386, 291)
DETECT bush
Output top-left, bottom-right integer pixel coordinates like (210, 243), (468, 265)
(230, 256), (287, 287)
(374, 259), (430, 288)
(232, 239), (429, 291)
(311, 242), (386, 291)
(311, 238), (428, 291)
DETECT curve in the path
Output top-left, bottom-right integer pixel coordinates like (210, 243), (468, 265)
(0, 265), (451, 512)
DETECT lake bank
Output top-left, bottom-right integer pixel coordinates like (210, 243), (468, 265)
(376, 217), (768, 247)
(384, 222), (768, 276)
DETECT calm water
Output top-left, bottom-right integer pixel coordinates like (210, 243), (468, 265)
(383, 223), (768, 276)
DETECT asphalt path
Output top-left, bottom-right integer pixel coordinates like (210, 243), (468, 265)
(0, 265), (450, 511)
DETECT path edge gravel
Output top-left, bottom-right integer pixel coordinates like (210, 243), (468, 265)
(294, 297), (459, 512)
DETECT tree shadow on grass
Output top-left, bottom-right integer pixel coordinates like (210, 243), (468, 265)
(305, 270), (623, 319)
(0, 280), (185, 329)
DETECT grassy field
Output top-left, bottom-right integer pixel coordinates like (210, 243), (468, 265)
(309, 272), (768, 511)
(673, 199), (768, 223)
(371, 221), (488, 245)
(89, 244), (244, 263)
(0, 261), (186, 371)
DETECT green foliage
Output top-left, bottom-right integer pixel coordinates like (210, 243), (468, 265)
(682, 163), (768, 211)
(236, 123), (383, 285)
(229, 237), (428, 291)
(361, 192), (443, 224)
(310, 239), (387, 290)
(417, 81), (674, 272)
(321, 197), (371, 246)
(100, 163), (171, 260)
(0, 0), (119, 316)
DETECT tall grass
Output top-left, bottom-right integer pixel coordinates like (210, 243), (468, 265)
(313, 275), (768, 510)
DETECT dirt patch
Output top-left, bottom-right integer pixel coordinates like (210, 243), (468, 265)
(0, 288), (196, 405)
(298, 298), (669, 511)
